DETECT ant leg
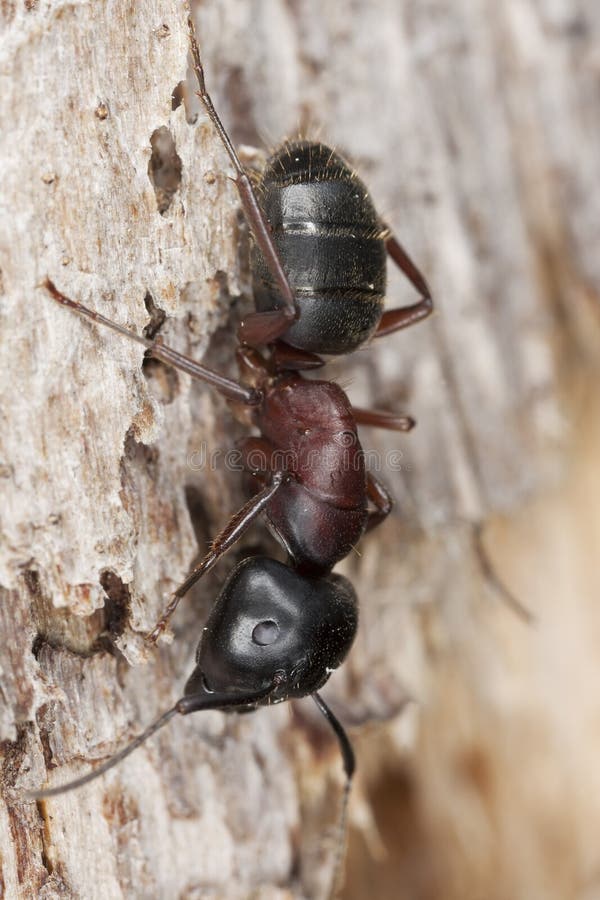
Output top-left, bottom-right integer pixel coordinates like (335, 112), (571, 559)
(235, 346), (273, 381)
(364, 473), (393, 533)
(147, 470), (289, 643)
(271, 342), (325, 372)
(374, 229), (434, 338)
(44, 279), (261, 406)
(236, 344), (324, 384)
(353, 406), (415, 432)
(187, 16), (298, 346)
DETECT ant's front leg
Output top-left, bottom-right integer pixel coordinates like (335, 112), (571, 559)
(374, 229), (434, 338)
(147, 464), (288, 643)
(364, 473), (393, 533)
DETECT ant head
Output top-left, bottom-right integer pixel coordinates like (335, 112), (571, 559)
(184, 556), (358, 706)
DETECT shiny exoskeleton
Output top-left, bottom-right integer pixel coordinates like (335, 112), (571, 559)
(133, 330), (411, 642)
(31, 15), (435, 900)
(187, 557), (358, 702)
(182, 17), (433, 359)
(247, 369), (371, 573)
(252, 141), (387, 355)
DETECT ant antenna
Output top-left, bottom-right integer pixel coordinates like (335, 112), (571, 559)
(28, 704), (179, 800)
(312, 693), (355, 900)
(27, 682), (277, 801)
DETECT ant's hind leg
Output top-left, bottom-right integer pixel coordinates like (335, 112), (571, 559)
(43, 279), (260, 406)
(271, 342), (325, 372)
(374, 231), (433, 338)
(353, 406), (416, 432)
(364, 473), (393, 533)
(147, 469), (288, 643)
(187, 16), (298, 346)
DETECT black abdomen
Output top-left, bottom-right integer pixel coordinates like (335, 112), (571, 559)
(252, 141), (386, 355)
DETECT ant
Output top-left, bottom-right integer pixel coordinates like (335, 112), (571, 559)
(31, 14), (434, 899)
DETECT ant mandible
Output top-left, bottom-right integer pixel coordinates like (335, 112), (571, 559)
(32, 14), (434, 899)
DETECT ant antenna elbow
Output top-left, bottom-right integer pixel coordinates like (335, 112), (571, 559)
(26, 704), (180, 801)
(313, 692), (355, 900)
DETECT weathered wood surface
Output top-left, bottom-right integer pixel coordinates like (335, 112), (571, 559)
(1, 0), (599, 898)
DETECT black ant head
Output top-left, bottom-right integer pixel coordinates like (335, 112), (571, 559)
(184, 556), (358, 706)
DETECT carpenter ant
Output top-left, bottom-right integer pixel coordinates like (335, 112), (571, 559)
(30, 14), (434, 899)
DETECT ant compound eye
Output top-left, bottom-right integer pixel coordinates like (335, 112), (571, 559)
(252, 619), (280, 646)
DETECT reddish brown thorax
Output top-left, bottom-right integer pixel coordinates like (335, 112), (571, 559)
(252, 373), (368, 575)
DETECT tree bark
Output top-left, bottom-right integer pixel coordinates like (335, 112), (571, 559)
(1, 1), (599, 899)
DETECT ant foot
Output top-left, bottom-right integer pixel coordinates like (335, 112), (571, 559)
(145, 619), (171, 645)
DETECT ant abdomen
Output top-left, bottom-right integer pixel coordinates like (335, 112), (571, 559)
(252, 140), (387, 355)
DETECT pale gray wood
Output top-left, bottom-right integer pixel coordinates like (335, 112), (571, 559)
(1, 1), (599, 898)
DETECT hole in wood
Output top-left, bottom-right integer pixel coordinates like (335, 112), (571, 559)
(148, 126), (182, 215)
